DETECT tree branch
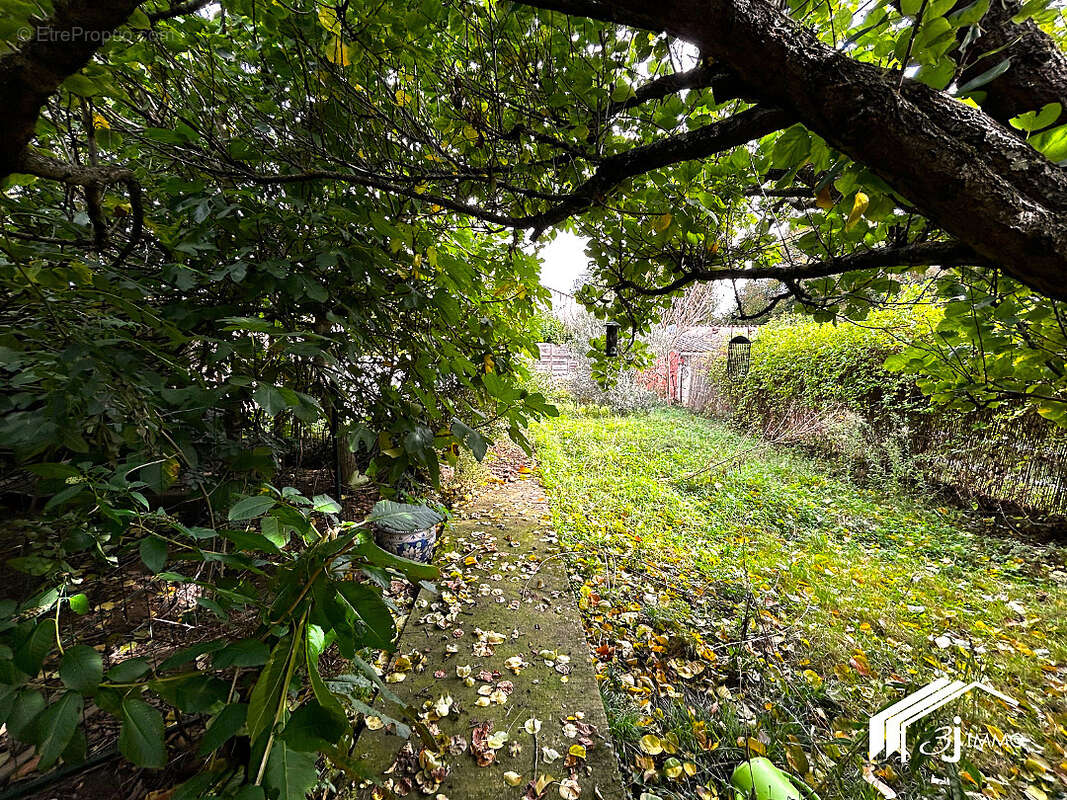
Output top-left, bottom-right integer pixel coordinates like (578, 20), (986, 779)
(0, 0), (143, 178)
(525, 105), (792, 236)
(605, 63), (750, 118)
(611, 240), (983, 297)
(16, 150), (144, 266)
(514, 0), (1067, 301)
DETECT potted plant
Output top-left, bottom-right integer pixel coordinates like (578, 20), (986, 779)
(369, 499), (445, 563)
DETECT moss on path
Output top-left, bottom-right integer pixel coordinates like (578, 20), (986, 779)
(354, 477), (626, 800)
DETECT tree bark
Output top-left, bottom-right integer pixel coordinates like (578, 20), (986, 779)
(0, 0), (142, 177)
(957, 0), (1067, 125)
(519, 0), (1067, 301)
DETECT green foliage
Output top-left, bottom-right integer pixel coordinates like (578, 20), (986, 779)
(885, 271), (1067, 423)
(529, 312), (568, 345)
(0, 486), (440, 798)
(725, 306), (938, 418)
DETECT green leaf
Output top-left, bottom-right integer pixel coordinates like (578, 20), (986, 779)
(335, 581), (395, 649)
(6, 556), (56, 576)
(352, 539), (440, 582)
(263, 740), (319, 800)
(119, 698), (167, 768)
(140, 536), (168, 573)
(213, 639), (270, 669)
(260, 516), (288, 548)
(1030, 123), (1067, 163)
(33, 690), (83, 769)
(219, 528), (283, 554)
(771, 125), (812, 169)
(164, 675), (229, 713)
(368, 500), (443, 533)
(956, 58), (1012, 94)
(61, 74), (102, 97)
(60, 645), (103, 692)
(228, 495), (277, 521)
(452, 419), (488, 460)
(253, 384), (290, 417)
(67, 593), (90, 615)
(1010, 102), (1062, 133)
(15, 618), (57, 676)
(107, 657), (152, 682)
(8, 690), (45, 743)
(312, 494), (342, 514)
(247, 636), (297, 744)
(198, 703), (248, 754)
(281, 700), (348, 751)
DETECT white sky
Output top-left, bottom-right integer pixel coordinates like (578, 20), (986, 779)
(535, 231), (590, 293)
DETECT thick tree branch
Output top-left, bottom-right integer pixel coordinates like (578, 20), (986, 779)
(216, 107), (789, 235)
(16, 150), (144, 266)
(612, 240), (983, 297)
(525, 106), (792, 236)
(0, 0), (143, 178)
(952, 0), (1067, 125)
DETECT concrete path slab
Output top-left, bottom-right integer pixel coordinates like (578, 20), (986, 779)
(353, 477), (626, 800)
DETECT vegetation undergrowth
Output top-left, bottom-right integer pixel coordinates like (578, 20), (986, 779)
(532, 407), (1067, 800)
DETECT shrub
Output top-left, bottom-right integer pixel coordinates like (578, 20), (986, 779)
(714, 305), (942, 484)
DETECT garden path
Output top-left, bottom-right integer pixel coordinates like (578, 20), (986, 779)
(353, 475), (626, 800)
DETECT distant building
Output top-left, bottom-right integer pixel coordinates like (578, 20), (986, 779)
(644, 325), (758, 409)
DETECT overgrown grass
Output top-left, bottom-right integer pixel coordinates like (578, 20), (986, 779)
(531, 407), (1067, 800)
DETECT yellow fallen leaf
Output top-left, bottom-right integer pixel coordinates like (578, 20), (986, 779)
(640, 734), (663, 755)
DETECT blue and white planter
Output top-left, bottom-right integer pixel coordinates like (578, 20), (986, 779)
(373, 524), (437, 563)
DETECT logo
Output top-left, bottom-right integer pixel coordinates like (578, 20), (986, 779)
(869, 678), (1019, 763)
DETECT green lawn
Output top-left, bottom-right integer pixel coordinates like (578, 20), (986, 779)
(530, 407), (1067, 800)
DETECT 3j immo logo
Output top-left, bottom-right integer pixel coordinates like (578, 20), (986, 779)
(869, 678), (1021, 764)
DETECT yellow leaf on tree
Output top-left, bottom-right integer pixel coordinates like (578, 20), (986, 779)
(815, 185), (833, 209)
(92, 113), (110, 130)
(483, 354), (494, 373)
(317, 6), (341, 34)
(652, 213), (672, 233)
(845, 191), (869, 230)
(325, 37), (351, 66)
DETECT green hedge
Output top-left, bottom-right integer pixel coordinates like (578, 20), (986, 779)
(723, 305), (941, 421)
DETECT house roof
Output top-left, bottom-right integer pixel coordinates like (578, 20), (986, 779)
(673, 325), (755, 353)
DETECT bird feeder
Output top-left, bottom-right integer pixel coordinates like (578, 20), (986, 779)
(605, 322), (620, 358)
